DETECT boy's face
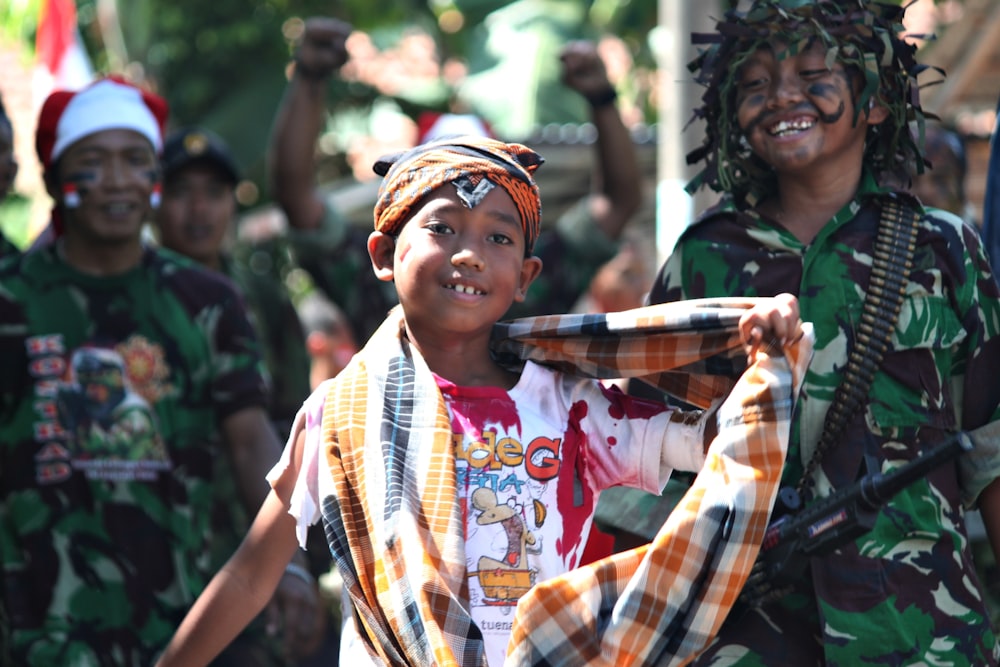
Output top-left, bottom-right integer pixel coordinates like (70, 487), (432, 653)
(156, 163), (236, 266)
(52, 128), (159, 245)
(368, 183), (542, 341)
(734, 39), (883, 177)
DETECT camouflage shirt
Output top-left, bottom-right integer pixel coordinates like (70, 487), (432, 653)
(650, 174), (1000, 666)
(505, 197), (619, 320)
(0, 245), (269, 666)
(0, 231), (17, 262)
(288, 202), (399, 344)
(224, 243), (311, 433)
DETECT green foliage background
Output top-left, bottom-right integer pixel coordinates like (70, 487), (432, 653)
(1, 0), (659, 200)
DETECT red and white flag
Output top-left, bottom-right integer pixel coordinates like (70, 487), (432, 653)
(34, 0), (94, 107)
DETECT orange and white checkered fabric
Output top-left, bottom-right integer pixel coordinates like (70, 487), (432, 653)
(321, 299), (812, 666)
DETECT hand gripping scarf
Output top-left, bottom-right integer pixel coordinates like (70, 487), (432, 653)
(321, 298), (813, 666)
(372, 135), (543, 252)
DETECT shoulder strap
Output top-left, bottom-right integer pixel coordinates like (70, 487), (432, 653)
(796, 194), (922, 497)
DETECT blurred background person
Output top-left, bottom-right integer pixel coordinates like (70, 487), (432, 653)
(155, 126), (312, 439)
(0, 94), (19, 260)
(295, 290), (358, 391)
(154, 125), (332, 666)
(909, 121), (978, 229)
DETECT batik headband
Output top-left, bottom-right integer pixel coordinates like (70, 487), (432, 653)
(685, 0), (937, 208)
(372, 135), (544, 253)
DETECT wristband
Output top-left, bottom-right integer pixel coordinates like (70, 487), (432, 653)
(284, 562), (315, 585)
(292, 56), (334, 82)
(585, 87), (618, 108)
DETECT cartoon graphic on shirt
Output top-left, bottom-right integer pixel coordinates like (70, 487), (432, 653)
(51, 345), (170, 481)
(467, 486), (539, 605)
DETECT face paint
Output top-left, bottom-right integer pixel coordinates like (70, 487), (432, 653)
(62, 183), (81, 209)
(684, 0), (933, 207)
(61, 170), (96, 209)
(150, 182), (162, 209)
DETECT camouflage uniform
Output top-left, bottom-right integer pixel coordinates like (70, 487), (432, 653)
(0, 231), (17, 262)
(225, 239), (312, 437)
(291, 196), (618, 344)
(505, 197), (619, 319)
(645, 174), (1000, 665)
(288, 202), (399, 345)
(0, 245), (270, 666)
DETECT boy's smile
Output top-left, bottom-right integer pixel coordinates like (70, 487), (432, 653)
(735, 41), (878, 177)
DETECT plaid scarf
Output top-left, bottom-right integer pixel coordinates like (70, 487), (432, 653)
(322, 299), (813, 666)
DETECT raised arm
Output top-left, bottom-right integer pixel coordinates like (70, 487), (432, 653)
(268, 17), (352, 231)
(559, 40), (642, 241)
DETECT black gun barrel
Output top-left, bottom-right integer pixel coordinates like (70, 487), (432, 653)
(858, 433), (972, 509)
(743, 433), (974, 607)
(761, 433), (972, 554)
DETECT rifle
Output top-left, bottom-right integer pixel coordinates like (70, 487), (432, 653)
(739, 433), (974, 608)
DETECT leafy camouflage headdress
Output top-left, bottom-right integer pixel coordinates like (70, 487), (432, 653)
(685, 0), (938, 208)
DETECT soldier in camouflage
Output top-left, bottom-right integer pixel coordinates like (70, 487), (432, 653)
(156, 126), (312, 440)
(155, 126), (328, 666)
(0, 78), (315, 667)
(603, 1), (1000, 665)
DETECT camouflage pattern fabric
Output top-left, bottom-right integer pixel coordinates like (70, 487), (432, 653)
(289, 203), (399, 344)
(0, 231), (17, 262)
(0, 245), (269, 666)
(640, 176), (1000, 666)
(225, 242), (312, 434)
(503, 198), (618, 320)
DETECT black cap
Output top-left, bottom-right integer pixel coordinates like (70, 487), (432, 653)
(162, 127), (240, 185)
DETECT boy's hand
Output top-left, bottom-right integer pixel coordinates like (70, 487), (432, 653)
(294, 17), (351, 80)
(559, 41), (613, 99)
(739, 293), (801, 350)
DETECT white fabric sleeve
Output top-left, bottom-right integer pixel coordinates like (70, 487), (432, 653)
(657, 405), (710, 477)
(265, 380), (333, 549)
(552, 366), (706, 495)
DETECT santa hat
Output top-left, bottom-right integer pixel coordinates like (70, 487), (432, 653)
(35, 76), (169, 170)
(416, 112), (495, 146)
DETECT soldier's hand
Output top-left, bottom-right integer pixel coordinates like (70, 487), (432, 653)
(265, 564), (323, 661)
(294, 17), (351, 80)
(559, 40), (613, 99)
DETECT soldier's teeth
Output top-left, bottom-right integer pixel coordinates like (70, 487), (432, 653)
(770, 120), (814, 136)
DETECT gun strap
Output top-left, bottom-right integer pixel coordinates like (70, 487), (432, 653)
(795, 195), (921, 497)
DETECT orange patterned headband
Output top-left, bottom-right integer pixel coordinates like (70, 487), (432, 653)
(372, 136), (544, 253)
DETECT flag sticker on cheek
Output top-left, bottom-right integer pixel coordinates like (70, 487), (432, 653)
(62, 171), (96, 209)
(62, 182), (81, 208)
(150, 182), (162, 209)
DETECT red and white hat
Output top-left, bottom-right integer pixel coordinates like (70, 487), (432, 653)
(416, 112), (495, 146)
(35, 77), (169, 170)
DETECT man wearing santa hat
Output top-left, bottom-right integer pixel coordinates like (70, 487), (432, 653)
(0, 77), (318, 667)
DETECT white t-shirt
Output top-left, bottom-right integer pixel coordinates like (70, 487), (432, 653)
(438, 361), (704, 666)
(270, 361), (706, 666)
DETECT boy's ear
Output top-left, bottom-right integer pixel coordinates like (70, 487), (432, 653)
(513, 256), (544, 303)
(368, 230), (396, 282)
(866, 98), (890, 126)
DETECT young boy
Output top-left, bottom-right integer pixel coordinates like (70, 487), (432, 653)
(622, 1), (1000, 664)
(154, 135), (804, 667)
